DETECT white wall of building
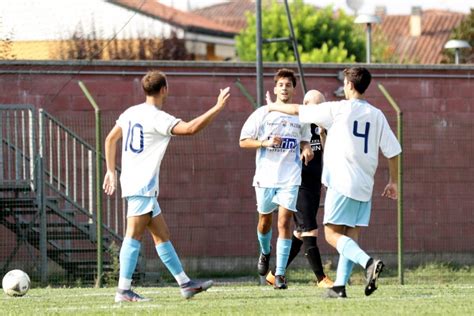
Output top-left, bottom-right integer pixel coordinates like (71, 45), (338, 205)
(0, 0), (175, 41)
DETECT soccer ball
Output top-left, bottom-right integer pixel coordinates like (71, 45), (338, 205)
(2, 269), (31, 297)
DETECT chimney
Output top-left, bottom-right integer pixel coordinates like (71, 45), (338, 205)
(375, 6), (386, 18)
(410, 6), (422, 37)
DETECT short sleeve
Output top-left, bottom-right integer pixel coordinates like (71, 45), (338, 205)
(240, 107), (266, 140)
(379, 114), (402, 158)
(153, 110), (181, 136)
(300, 123), (311, 142)
(299, 102), (336, 129)
(116, 112), (127, 129)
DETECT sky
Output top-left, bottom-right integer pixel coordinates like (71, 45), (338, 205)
(306, 0), (472, 14)
(1, 0), (472, 41)
(167, 0), (472, 14)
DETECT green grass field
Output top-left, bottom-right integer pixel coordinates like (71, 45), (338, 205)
(2, 263), (473, 315)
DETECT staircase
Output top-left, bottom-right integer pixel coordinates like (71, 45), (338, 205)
(0, 106), (129, 283)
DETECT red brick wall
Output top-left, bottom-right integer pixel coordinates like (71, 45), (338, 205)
(1, 61), (473, 263)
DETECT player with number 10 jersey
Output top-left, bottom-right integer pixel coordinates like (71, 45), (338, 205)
(117, 105), (180, 198)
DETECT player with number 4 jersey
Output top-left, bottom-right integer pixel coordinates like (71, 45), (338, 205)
(300, 97), (400, 202)
(267, 67), (401, 298)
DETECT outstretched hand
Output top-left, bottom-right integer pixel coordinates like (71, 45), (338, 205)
(265, 91), (273, 105)
(217, 87), (231, 108)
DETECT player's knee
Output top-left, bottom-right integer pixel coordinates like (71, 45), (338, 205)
(324, 226), (337, 245)
(277, 216), (291, 231)
(258, 216), (272, 232)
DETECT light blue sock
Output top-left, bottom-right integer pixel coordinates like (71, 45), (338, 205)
(336, 235), (371, 268)
(334, 254), (355, 286)
(257, 229), (272, 255)
(156, 241), (184, 276)
(275, 238), (292, 276)
(119, 237), (141, 279)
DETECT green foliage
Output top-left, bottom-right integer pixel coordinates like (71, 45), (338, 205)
(370, 30), (401, 63)
(103, 242), (120, 287)
(236, 0), (366, 62)
(442, 9), (474, 64)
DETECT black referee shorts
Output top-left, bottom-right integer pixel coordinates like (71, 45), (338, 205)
(294, 183), (322, 232)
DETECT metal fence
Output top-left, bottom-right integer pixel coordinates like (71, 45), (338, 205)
(0, 105), (127, 284)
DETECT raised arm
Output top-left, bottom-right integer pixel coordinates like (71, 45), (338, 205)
(382, 155), (399, 199)
(103, 124), (122, 196)
(171, 87), (230, 135)
(267, 103), (300, 115)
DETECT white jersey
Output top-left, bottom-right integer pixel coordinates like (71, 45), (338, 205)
(117, 103), (181, 197)
(299, 99), (401, 201)
(240, 106), (311, 188)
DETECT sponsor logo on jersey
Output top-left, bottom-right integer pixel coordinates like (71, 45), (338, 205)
(273, 137), (298, 150)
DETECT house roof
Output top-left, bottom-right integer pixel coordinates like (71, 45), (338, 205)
(376, 10), (466, 64)
(193, 2), (467, 64)
(193, 0), (255, 31)
(108, 0), (239, 37)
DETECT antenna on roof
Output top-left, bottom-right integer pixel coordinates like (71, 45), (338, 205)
(346, 0), (364, 15)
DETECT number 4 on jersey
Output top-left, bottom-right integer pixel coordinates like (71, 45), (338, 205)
(353, 121), (370, 154)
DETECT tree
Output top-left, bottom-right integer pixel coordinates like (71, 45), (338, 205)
(236, 0), (366, 63)
(442, 9), (474, 64)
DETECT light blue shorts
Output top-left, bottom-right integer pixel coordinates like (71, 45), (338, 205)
(255, 186), (299, 214)
(126, 196), (162, 218)
(323, 188), (371, 227)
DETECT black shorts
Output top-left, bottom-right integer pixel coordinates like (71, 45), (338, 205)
(294, 182), (322, 232)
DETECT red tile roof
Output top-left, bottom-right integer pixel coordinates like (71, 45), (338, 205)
(194, 2), (467, 64)
(193, 0), (256, 31)
(109, 1), (467, 64)
(108, 0), (239, 37)
(375, 10), (466, 64)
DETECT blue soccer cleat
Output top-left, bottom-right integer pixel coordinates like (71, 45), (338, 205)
(180, 280), (214, 299)
(115, 289), (151, 303)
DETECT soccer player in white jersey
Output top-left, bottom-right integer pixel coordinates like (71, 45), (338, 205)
(265, 90), (333, 289)
(239, 68), (313, 289)
(103, 70), (230, 302)
(267, 67), (401, 298)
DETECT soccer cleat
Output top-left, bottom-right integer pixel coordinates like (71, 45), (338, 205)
(273, 275), (288, 290)
(324, 286), (347, 299)
(365, 259), (385, 296)
(257, 251), (271, 276)
(115, 289), (151, 303)
(180, 280), (213, 299)
(265, 270), (275, 285)
(317, 276), (334, 289)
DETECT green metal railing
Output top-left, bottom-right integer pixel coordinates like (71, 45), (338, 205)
(378, 83), (404, 285)
(78, 81), (103, 288)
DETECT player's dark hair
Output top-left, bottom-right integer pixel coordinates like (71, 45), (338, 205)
(142, 70), (167, 96)
(343, 67), (372, 94)
(274, 68), (297, 87)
